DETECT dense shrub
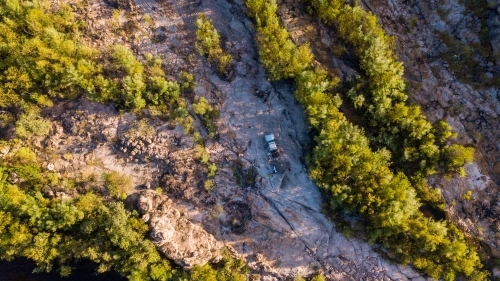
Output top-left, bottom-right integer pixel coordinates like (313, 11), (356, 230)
(246, 0), (313, 80)
(102, 171), (132, 200)
(0, 0), (99, 135)
(15, 109), (52, 139)
(0, 146), (248, 280)
(0, 147), (181, 280)
(190, 248), (248, 281)
(180, 71), (196, 91)
(195, 14), (233, 76)
(193, 97), (219, 137)
(101, 45), (185, 114)
(244, 0), (487, 279)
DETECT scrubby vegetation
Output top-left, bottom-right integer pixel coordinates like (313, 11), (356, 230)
(190, 248), (248, 281)
(195, 13), (233, 76)
(294, 273), (325, 281)
(193, 97), (219, 137)
(0, 146), (181, 280)
(0, 0), (234, 279)
(244, 0), (487, 279)
(102, 170), (132, 200)
(103, 45), (184, 113)
(0, 0), (191, 137)
(0, 144), (248, 280)
(245, 1), (312, 80)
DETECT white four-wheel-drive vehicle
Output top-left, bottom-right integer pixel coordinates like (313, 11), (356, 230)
(265, 133), (279, 158)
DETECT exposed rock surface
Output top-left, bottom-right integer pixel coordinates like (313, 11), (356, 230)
(42, 100), (161, 191)
(136, 190), (225, 269)
(488, 0), (500, 61)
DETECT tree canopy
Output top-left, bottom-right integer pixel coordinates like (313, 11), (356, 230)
(195, 13), (233, 76)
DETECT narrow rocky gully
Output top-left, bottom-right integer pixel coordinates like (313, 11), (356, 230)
(130, 0), (425, 279)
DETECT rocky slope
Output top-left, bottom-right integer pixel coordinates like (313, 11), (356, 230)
(487, 0), (500, 63)
(136, 190), (225, 269)
(27, 0), (428, 279)
(31, 0), (500, 279)
(129, 0), (427, 278)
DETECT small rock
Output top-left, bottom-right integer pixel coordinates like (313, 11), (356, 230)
(0, 147), (10, 155)
(236, 62), (247, 76)
(494, 267), (500, 279)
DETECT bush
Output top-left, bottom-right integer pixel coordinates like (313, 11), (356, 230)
(193, 97), (219, 137)
(195, 14), (233, 76)
(0, 0), (189, 130)
(127, 119), (156, 139)
(102, 171), (131, 200)
(246, 0), (313, 80)
(180, 71), (195, 91)
(190, 248), (248, 281)
(444, 144), (474, 177)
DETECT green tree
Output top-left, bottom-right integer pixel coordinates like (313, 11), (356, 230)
(443, 144), (474, 176)
(193, 97), (218, 136)
(190, 248), (247, 281)
(245, 0), (312, 80)
(308, 0), (472, 179)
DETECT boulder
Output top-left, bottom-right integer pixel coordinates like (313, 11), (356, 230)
(136, 190), (224, 269)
